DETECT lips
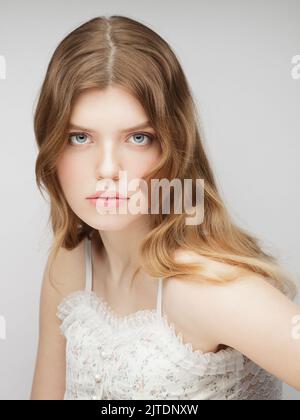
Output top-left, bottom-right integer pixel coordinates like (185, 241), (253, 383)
(87, 191), (129, 199)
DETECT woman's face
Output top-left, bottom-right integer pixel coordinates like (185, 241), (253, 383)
(56, 86), (162, 231)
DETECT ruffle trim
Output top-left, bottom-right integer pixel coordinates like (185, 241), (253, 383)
(57, 290), (246, 376)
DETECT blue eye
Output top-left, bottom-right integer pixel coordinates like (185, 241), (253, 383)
(68, 133), (90, 145)
(128, 132), (154, 146)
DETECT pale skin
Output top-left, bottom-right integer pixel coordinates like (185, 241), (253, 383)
(30, 86), (300, 399)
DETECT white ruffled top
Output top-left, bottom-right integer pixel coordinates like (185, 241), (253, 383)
(56, 237), (283, 400)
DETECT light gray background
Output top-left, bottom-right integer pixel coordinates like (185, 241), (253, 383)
(0, 0), (299, 400)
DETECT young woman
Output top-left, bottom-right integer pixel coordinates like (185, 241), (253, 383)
(30, 15), (300, 400)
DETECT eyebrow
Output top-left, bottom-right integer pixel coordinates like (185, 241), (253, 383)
(67, 120), (153, 133)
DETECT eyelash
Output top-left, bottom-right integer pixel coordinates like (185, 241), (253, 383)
(67, 131), (156, 147)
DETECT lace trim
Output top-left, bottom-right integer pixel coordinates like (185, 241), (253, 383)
(234, 357), (283, 400)
(56, 290), (246, 377)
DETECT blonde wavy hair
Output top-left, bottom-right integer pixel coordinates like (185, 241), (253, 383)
(34, 15), (298, 299)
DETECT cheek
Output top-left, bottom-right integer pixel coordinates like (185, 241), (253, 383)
(127, 147), (162, 179)
(56, 154), (87, 193)
(127, 149), (162, 206)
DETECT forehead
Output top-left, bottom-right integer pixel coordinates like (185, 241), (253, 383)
(70, 86), (149, 130)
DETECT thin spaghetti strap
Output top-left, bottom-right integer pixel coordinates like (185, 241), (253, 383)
(156, 277), (163, 317)
(84, 237), (93, 292)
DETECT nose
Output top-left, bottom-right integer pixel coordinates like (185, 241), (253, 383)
(95, 139), (121, 182)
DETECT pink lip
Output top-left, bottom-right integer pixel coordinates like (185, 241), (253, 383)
(87, 191), (129, 199)
(88, 196), (129, 209)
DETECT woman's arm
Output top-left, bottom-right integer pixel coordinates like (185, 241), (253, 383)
(30, 255), (67, 400)
(185, 273), (300, 391)
(30, 240), (86, 399)
(216, 275), (300, 391)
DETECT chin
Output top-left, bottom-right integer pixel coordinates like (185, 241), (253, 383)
(86, 213), (145, 231)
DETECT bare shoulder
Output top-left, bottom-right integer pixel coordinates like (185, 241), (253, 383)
(166, 248), (239, 300)
(162, 248), (287, 352)
(167, 248), (290, 312)
(45, 238), (86, 299)
(37, 238), (87, 332)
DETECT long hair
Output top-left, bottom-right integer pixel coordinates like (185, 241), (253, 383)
(34, 15), (298, 299)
